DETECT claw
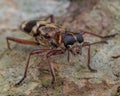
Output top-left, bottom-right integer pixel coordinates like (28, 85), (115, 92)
(103, 33), (118, 39)
(90, 69), (97, 73)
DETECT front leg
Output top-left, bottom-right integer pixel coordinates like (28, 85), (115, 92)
(82, 42), (97, 72)
(82, 41), (107, 72)
(81, 31), (117, 39)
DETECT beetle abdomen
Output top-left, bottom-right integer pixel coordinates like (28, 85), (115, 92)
(20, 20), (47, 36)
(20, 20), (37, 33)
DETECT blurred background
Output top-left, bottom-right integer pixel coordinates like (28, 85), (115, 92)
(0, 0), (120, 96)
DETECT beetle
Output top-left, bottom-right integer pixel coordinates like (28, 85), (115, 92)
(6, 15), (117, 86)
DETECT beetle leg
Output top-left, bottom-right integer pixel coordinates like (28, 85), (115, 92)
(82, 42), (97, 72)
(67, 50), (70, 62)
(46, 49), (65, 84)
(112, 55), (120, 59)
(6, 37), (40, 49)
(44, 15), (55, 23)
(15, 49), (51, 86)
(81, 31), (117, 39)
(82, 40), (107, 72)
(89, 40), (108, 45)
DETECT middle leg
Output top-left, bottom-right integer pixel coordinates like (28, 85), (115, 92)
(46, 49), (65, 84)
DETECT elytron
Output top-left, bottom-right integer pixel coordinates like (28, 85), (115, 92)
(6, 15), (117, 86)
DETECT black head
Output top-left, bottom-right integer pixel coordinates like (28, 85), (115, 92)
(62, 32), (84, 55)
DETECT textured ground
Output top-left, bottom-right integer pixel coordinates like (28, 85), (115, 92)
(0, 0), (120, 96)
